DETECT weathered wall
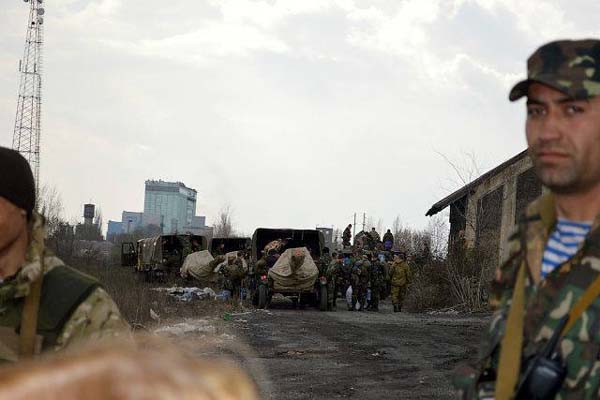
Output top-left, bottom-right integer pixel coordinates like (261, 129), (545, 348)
(462, 156), (540, 263)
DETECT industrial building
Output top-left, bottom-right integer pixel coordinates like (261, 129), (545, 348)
(426, 150), (544, 268)
(109, 180), (211, 238)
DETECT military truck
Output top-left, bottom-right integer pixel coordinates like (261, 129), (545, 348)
(251, 228), (327, 310)
(210, 237), (251, 256)
(121, 234), (208, 280)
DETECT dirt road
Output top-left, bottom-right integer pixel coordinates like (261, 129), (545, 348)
(224, 300), (489, 399)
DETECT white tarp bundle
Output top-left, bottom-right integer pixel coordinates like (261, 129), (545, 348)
(268, 247), (318, 291)
(180, 250), (216, 282)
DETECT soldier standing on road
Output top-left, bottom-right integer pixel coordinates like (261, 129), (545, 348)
(351, 255), (370, 311)
(341, 250), (354, 309)
(0, 147), (129, 362)
(222, 254), (245, 303)
(326, 254), (342, 311)
(454, 39), (600, 399)
(367, 254), (384, 311)
(318, 247), (332, 275)
(254, 253), (268, 277)
(389, 253), (410, 313)
(342, 224), (353, 248)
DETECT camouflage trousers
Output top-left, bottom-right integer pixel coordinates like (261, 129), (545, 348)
(391, 284), (407, 307)
(327, 280), (337, 310)
(368, 286), (380, 310)
(352, 285), (367, 310)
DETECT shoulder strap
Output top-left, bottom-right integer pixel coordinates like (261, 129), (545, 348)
(495, 260), (527, 400)
(18, 274), (43, 358)
(561, 273), (600, 336)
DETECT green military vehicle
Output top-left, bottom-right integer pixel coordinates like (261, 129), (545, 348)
(251, 228), (327, 310)
(210, 237), (251, 256)
(121, 234), (208, 280)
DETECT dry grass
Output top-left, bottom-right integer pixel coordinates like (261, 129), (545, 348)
(70, 262), (245, 329)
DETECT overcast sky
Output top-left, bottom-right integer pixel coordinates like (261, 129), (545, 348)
(2, 0), (600, 236)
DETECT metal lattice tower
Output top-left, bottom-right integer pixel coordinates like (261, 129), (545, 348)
(13, 0), (45, 188)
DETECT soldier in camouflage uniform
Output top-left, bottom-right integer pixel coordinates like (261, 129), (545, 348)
(318, 247), (332, 275)
(342, 224), (352, 247)
(454, 40), (600, 399)
(351, 256), (370, 311)
(388, 253), (410, 312)
(340, 251), (354, 309)
(326, 254), (342, 311)
(221, 254), (245, 303)
(367, 254), (385, 311)
(0, 147), (128, 362)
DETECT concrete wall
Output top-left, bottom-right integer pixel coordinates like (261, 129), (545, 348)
(462, 156), (537, 262)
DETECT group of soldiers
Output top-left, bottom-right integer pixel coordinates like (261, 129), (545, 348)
(323, 226), (412, 312)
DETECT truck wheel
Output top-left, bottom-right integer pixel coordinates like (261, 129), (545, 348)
(258, 285), (268, 309)
(319, 286), (328, 311)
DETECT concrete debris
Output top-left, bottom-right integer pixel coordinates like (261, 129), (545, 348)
(153, 286), (217, 302)
(154, 319), (217, 337)
(427, 307), (460, 315)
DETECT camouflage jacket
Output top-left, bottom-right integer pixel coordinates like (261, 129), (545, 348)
(0, 213), (129, 362)
(389, 261), (410, 287)
(326, 260), (340, 283)
(319, 254), (332, 274)
(454, 194), (600, 399)
(369, 261), (385, 288)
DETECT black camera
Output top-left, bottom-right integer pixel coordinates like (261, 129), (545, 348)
(515, 352), (566, 400)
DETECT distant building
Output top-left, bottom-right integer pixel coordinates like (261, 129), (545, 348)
(426, 150), (544, 267)
(122, 211), (143, 234)
(183, 216), (213, 237)
(83, 204), (95, 225)
(106, 220), (123, 242)
(143, 180), (209, 234)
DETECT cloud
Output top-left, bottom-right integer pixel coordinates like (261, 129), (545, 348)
(106, 22), (289, 66)
(2, 0), (597, 234)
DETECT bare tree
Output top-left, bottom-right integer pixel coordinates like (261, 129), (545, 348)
(94, 207), (103, 237)
(333, 228), (341, 248)
(435, 149), (482, 190)
(37, 184), (64, 236)
(426, 213), (449, 258)
(392, 216), (402, 238)
(213, 205), (235, 238)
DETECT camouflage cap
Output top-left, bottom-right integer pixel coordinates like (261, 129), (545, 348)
(509, 39), (600, 101)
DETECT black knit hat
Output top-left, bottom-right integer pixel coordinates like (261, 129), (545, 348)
(0, 146), (35, 217)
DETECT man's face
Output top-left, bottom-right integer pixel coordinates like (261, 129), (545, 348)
(526, 83), (600, 194)
(0, 197), (28, 277)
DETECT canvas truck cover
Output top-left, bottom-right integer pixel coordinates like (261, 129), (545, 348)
(251, 228), (325, 262)
(180, 250), (216, 282)
(268, 247), (318, 291)
(138, 236), (162, 267)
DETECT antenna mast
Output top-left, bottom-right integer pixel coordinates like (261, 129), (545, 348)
(13, 0), (45, 189)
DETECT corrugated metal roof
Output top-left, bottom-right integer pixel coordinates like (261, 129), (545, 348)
(425, 150), (529, 217)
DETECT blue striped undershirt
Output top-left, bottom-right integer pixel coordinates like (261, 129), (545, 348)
(541, 218), (592, 278)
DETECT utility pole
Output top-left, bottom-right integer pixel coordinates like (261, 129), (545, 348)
(13, 0), (45, 190)
(362, 213), (366, 232)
